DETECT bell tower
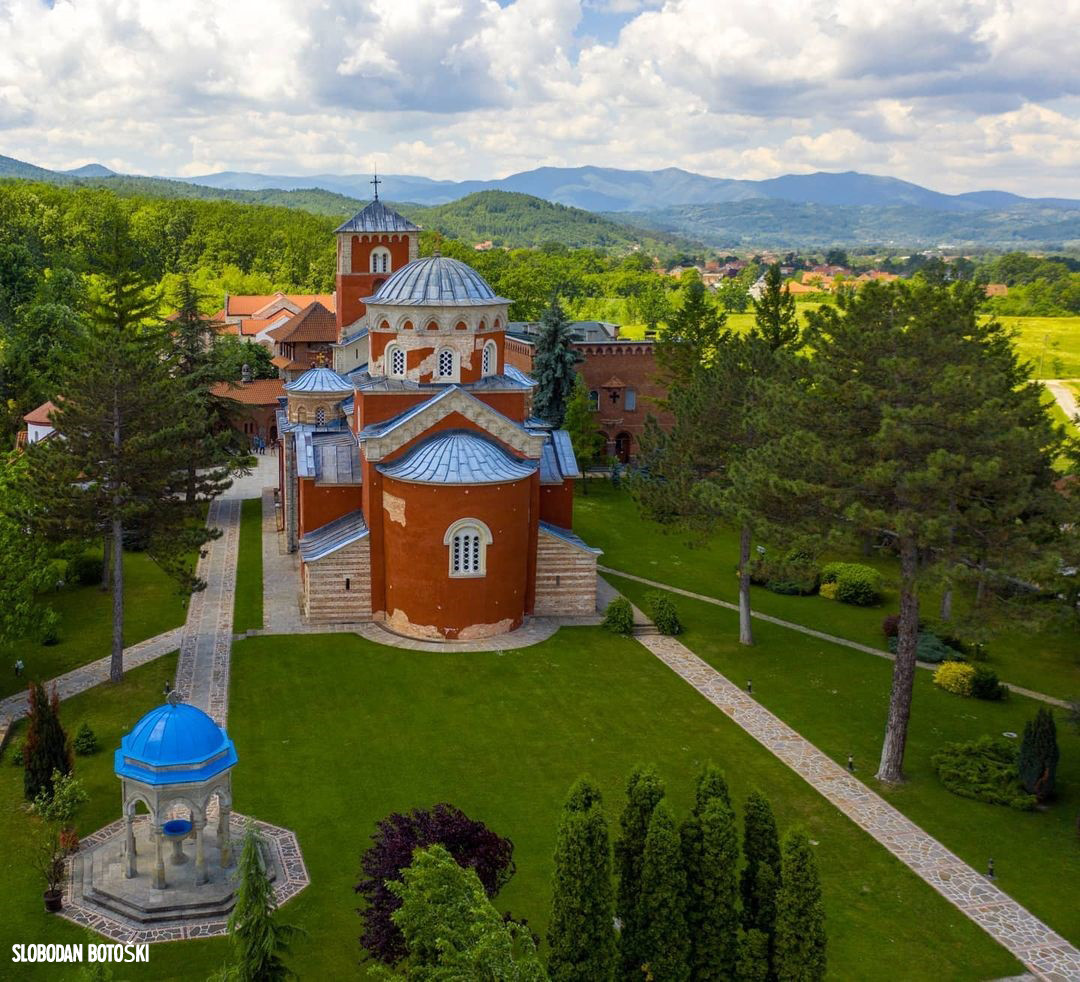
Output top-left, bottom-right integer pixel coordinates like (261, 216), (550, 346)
(334, 179), (421, 341)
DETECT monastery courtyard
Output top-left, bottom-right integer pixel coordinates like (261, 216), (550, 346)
(1, 461), (1078, 980)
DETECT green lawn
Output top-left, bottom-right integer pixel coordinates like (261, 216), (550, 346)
(574, 482), (1080, 701)
(0, 551), (190, 702)
(606, 575), (1080, 954)
(0, 633), (1022, 980)
(232, 498), (264, 633)
(1001, 315), (1080, 378)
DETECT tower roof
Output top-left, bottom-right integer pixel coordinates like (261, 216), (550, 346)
(334, 199), (421, 234)
(366, 256), (508, 307)
(284, 366), (353, 394)
(114, 701), (237, 786)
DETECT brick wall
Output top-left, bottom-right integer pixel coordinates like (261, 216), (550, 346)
(533, 531), (597, 616)
(302, 537), (372, 623)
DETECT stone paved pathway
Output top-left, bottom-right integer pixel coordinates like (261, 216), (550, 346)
(631, 627), (1080, 980)
(1046, 379), (1079, 426)
(599, 565), (1070, 709)
(261, 487), (304, 634)
(175, 497), (241, 725)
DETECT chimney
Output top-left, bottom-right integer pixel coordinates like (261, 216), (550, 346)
(241, 363), (253, 384)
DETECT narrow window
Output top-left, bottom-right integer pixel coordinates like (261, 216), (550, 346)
(445, 519), (492, 577)
(438, 348), (454, 378)
(625, 388), (637, 411)
(588, 389), (599, 411)
(314, 407), (327, 425)
(388, 345), (406, 377)
(482, 340), (496, 376)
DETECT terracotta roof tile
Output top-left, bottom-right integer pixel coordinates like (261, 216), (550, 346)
(225, 293), (335, 317)
(24, 400), (58, 425)
(211, 379), (286, 406)
(267, 302), (338, 343)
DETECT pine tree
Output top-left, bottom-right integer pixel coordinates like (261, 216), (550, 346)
(532, 297), (580, 426)
(740, 792), (781, 939)
(1018, 708), (1060, 802)
(226, 822), (297, 981)
(638, 801), (690, 982)
(23, 682), (71, 801)
(774, 830), (827, 982)
(655, 278), (725, 385)
(548, 777), (616, 982)
(25, 207), (217, 682)
(615, 765), (665, 981)
(751, 263), (799, 351)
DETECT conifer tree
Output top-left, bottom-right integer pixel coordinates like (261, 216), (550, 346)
(655, 278), (725, 385)
(615, 765), (665, 981)
(562, 373), (605, 489)
(1018, 708), (1060, 802)
(751, 263), (799, 351)
(225, 823), (297, 981)
(532, 297), (580, 426)
(774, 830), (827, 982)
(741, 792), (781, 940)
(735, 929), (771, 982)
(638, 801), (690, 982)
(23, 682), (71, 801)
(25, 207), (216, 682)
(548, 777), (616, 982)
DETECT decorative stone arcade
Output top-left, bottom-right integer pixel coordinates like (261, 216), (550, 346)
(114, 692), (238, 890)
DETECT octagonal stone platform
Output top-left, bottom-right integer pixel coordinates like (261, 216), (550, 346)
(60, 812), (309, 944)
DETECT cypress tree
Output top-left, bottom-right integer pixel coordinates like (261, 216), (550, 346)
(548, 777), (616, 982)
(614, 765), (665, 981)
(751, 263), (799, 351)
(741, 792), (781, 938)
(735, 929), (770, 982)
(638, 801), (690, 982)
(23, 682), (71, 801)
(531, 297), (580, 427)
(1018, 708), (1060, 802)
(774, 830), (827, 982)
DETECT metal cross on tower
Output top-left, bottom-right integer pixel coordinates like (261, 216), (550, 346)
(370, 169), (381, 201)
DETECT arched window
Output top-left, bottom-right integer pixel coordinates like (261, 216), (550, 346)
(387, 344), (406, 378)
(482, 340), (497, 376)
(437, 347), (455, 379)
(588, 389), (599, 411)
(314, 406), (327, 425)
(370, 247), (390, 274)
(444, 519), (492, 577)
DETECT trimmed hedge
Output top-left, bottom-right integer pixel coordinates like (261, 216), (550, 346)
(820, 563), (883, 606)
(931, 737), (1035, 811)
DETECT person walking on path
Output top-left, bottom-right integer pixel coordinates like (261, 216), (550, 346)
(14, 659), (24, 677)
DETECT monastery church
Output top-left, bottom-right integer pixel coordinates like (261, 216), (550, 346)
(275, 196), (601, 640)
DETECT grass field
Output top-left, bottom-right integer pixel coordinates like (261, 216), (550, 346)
(609, 573), (1080, 954)
(0, 634), (1022, 980)
(232, 498), (264, 633)
(573, 482), (1080, 702)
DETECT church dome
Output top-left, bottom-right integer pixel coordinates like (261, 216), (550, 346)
(284, 366), (353, 394)
(367, 256), (508, 307)
(377, 429), (536, 485)
(114, 701), (237, 786)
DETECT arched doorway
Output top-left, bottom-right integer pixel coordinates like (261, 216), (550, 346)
(614, 431), (632, 463)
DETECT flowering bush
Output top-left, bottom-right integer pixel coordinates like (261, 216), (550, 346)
(933, 661), (976, 696)
(820, 563), (883, 606)
(819, 582), (838, 600)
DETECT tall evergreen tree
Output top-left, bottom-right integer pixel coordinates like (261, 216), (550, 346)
(562, 373), (606, 489)
(751, 263), (799, 351)
(25, 207), (216, 682)
(224, 823), (297, 982)
(655, 278), (726, 384)
(773, 830), (827, 982)
(638, 801), (690, 982)
(23, 682), (71, 801)
(1018, 708), (1060, 802)
(532, 297), (580, 426)
(548, 777), (616, 982)
(740, 792), (781, 941)
(681, 771), (739, 980)
(735, 929), (771, 982)
(614, 765), (665, 981)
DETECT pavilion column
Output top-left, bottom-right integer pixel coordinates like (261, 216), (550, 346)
(218, 804), (233, 869)
(194, 817), (208, 885)
(124, 814), (137, 879)
(152, 826), (166, 889)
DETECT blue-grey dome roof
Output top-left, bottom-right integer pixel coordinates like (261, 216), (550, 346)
(284, 366), (353, 394)
(377, 430), (536, 485)
(367, 256), (508, 307)
(114, 702), (237, 786)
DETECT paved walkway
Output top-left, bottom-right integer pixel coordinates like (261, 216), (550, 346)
(175, 497), (241, 725)
(1046, 379), (1079, 425)
(221, 450), (279, 500)
(599, 566), (1070, 709)
(641, 631), (1080, 980)
(261, 487), (303, 634)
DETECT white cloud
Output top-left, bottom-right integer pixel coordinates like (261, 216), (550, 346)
(0, 0), (1077, 195)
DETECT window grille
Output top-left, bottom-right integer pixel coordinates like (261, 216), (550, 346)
(390, 347), (406, 376)
(438, 348), (454, 377)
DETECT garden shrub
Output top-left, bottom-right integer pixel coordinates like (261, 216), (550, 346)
(749, 549), (819, 596)
(39, 609), (61, 646)
(819, 582), (838, 601)
(73, 722), (99, 756)
(66, 554), (103, 587)
(820, 562), (883, 606)
(933, 661), (976, 697)
(646, 592), (682, 636)
(7, 737), (24, 767)
(888, 631), (958, 663)
(932, 737), (1035, 810)
(602, 597), (635, 636)
(971, 667), (1008, 701)
(882, 614), (900, 638)
(1018, 708), (1059, 802)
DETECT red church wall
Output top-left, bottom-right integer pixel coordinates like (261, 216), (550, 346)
(378, 474), (536, 639)
(349, 234), (411, 274)
(298, 480), (362, 539)
(539, 481), (574, 530)
(356, 390), (528, 432)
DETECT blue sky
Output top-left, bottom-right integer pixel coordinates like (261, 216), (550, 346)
(0, 0), (1077, 196)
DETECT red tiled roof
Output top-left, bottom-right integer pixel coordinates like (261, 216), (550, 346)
(267, 302), (338, 343)
(24, 400), (58, 425)
(225, 292), (335, 317)
(211, 379), (286, 406)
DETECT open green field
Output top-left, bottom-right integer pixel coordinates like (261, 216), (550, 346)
(0, 633), (1022, 980)
(574, 482), (1080, 701)
(232, 498), (264, 633)
(608, 573), (1080, 954)
(1001, 316), (1080, 378)
(0, 551), (189, 702)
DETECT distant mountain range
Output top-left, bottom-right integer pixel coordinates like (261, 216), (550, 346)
(2, 153), (1079, 249)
